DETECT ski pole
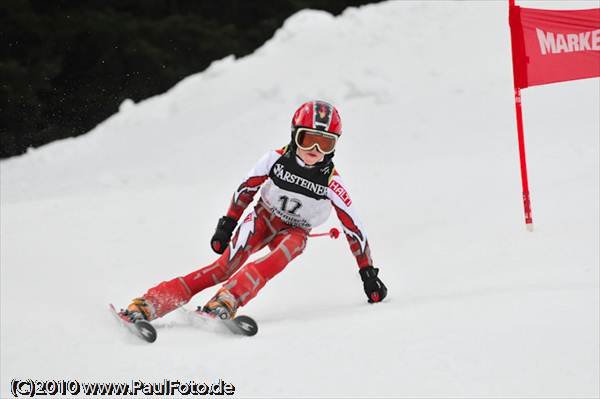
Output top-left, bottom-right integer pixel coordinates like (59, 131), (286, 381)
(308, 227), (340, 239)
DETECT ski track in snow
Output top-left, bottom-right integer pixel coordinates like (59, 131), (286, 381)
(1, 1), (598, 397)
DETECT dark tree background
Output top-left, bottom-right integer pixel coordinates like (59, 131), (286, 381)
(0, 0), (382, 159)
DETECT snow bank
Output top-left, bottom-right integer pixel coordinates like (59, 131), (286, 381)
(1, 1), (598, 397)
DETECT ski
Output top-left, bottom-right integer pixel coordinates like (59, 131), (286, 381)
(109, 303), (157, 343)
(182, 307), (258, 337)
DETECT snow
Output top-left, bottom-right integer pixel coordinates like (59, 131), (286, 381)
(1, 1), (598, 397)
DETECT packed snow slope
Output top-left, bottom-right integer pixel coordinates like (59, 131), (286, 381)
(1, 1), (598, 397)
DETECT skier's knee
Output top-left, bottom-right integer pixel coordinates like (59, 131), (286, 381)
(283, 234), (307, 261)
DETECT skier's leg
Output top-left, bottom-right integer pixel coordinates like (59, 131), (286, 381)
(223, 228), (308, 307)
(129, 210), (277, 320)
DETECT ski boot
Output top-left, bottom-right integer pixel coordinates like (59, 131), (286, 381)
(201, 287), (239, 320)
(122, 297), (154, 322)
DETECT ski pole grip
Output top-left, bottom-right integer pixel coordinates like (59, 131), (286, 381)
(309, 228), (340, 239)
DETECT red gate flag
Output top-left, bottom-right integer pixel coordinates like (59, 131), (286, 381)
(508, 1), (600, 231)
(510, 5), (600, 88)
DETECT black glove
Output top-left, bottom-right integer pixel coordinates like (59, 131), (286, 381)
(210, 216), (237, 254)
(359, 266), (387, 303)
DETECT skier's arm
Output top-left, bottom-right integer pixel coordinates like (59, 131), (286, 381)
(225, 149), (283, 221)
(328, 171), (387, 303)
(210, 148), (282, 254)
(328, 172), (373, 268)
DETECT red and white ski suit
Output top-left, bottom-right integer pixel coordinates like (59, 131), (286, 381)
(139, 146), (373, 320)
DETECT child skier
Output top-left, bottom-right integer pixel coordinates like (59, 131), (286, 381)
(122, 100), (387, 322)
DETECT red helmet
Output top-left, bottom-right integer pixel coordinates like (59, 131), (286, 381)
(291, 100), (342, 137)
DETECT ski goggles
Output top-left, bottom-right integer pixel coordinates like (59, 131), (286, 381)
(294, 128), (338, 154)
